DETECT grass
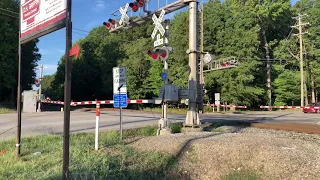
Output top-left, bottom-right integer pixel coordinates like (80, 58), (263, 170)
(0, 126), (180, 180)
(169, 122), (183, 133)
(0, 108), (15, 114)
(219, 169), (261, 180)
(141, 106), (251, 114)
(141, 107), (187, 114)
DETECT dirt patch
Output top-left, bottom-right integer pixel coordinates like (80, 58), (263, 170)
(129, 127), (320, 180)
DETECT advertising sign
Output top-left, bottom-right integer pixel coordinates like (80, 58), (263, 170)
(20, 0), (67, 43)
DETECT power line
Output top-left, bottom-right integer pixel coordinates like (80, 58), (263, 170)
(0, 7), (19, 15)
(0, 11), (18, 19)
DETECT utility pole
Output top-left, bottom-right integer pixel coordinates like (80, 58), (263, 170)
(185, 0), (200, 127)
(37, 64), (43, 112)
(292, 13), (309, 107)
(63, 0), (72, 178)
(17, 31), (22, 159)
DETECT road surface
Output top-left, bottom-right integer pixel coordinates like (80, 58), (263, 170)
(0, 110), (319, 140)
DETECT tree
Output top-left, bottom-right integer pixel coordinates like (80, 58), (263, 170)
(202, 0), (265, 106)
(0, 0), (41, 105)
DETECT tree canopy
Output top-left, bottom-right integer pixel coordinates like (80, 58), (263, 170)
(2, 0), (319, 108)
(0, 0), (41, 106)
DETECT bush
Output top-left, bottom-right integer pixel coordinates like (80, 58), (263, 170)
(169, 123), (183, 133)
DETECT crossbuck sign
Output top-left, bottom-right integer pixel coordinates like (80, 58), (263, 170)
(151, 9), (166, 47)
(119, 3), (129, 25)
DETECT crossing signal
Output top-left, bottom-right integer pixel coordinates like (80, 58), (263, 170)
(103, 19), (116, 29)
(34, 79), (41, 87)
(103, 22), (111, 29)
(147, 50), (159, 61)
(129, 0), (145, 12)
(147, 46), (171, 61)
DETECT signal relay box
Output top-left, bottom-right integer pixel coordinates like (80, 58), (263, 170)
(157, 84), (179, 103)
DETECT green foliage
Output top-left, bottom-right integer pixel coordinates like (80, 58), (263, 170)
(19, 0), (320, 107)
(0, 108), (15, 114)
(0, 0), (41, 105)
(273, 69), (300, 105)
(137, 126), (158, 136)
(0, 128), (178, 179)
(169, 122), (183, 133)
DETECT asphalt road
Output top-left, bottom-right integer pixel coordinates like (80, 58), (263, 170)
(0, 110), (319, 141)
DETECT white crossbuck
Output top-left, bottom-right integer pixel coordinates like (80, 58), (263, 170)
(119, 3), (129, 25)
(151, 9), (166, 39)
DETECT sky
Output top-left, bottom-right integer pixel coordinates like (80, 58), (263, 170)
(34, 0), (299, 78)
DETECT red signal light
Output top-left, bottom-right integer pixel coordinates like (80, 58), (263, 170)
(108, 19), (116, 25)
(103, 22), (111, 29)
(147, 50), (159, 60)
(137, 0), (144, 7)
(129, 2), (139, 12)
(160, 53), (167, 59)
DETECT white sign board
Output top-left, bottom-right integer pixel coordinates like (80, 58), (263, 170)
(20, 0), (67, 43)
(113, 66), (127, 94)
(215, 93), (220, 105)
(119, 3), (129, 25)
(151, 9), (165, 47)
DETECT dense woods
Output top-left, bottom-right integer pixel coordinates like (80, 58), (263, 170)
(0, 0), (41, 106)
(1, 0), (319, 108)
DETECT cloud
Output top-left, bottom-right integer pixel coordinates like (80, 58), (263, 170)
(93, 0), (108, 12)
(43, 64), (58, 75)
(35, 64), (58, 76)
(39, 48), (65, 55)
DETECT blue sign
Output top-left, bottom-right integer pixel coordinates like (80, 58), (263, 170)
(161, 72), (167, 80)
(113, 93), (128, 108)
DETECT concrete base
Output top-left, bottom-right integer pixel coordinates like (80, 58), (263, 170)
(158, 128), (172, 135)
(181, 126), (204, 133)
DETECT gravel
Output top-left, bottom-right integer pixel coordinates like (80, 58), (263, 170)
(129, 126), (320, 180)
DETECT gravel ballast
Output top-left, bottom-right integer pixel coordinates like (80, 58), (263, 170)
(129, 126), (320, 180)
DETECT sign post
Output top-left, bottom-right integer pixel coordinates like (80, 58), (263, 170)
(215, 93), (220, 112)
(113, 66), (127, 140)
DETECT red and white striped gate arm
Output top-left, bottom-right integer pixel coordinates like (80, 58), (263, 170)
(204, 104), (247, 109)
(259, 106), (304, 109)
(41, 100), (64, 105)
(42, 99), (156, 105)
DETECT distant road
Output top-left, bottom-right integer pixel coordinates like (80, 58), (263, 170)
(0, 110), (319, 140)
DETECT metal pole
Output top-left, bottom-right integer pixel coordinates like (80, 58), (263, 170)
(95, 101), (100, 150)
(298, 13), (304, 107)
(185, 0), (200, 126)
(198, 1), (204, 113)
(119, 90), (122, 141)
(63, 0), (72, 178)
(16, 31), (22, 159)
(163, 20), (170, 128)
(37, 64), (43, 112)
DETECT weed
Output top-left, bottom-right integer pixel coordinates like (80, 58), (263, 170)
(0, 126), (180, 180)
(0, 108), (15, 114)
(169, 122), (183, 133)
(211, 127), (225, 133)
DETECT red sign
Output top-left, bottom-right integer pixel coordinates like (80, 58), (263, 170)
(22, 0), (40, 25)
(69, 42), (80, 59)
(20, 0), (67, 44)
